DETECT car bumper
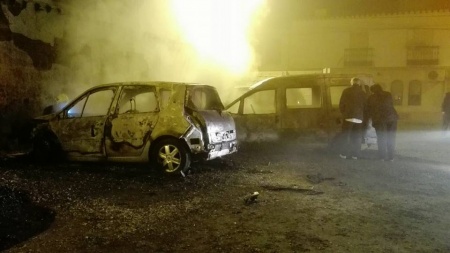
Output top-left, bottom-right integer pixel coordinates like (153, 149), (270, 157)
(206, 140), (238, 160)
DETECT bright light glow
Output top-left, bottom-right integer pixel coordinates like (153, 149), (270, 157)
(170, 0), (265, 75)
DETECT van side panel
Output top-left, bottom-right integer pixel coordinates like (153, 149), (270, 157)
(279, 78), (328, 139)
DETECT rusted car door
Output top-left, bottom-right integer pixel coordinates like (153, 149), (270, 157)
(54, 88), (117, 156)
(227, 89), (280, 141)
(105, 85), (159, 157)
(279, 78), (328, 139)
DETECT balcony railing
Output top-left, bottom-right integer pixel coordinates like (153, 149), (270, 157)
(344, 48), (373, 67)
(407, 46), (439, 66)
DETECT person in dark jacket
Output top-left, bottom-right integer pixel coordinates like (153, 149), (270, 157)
(441, 92), (450, 134)
(338, 77), (367, 159)
(367, 84), (399, 161)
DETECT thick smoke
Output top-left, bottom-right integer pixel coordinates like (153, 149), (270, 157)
(48, 0), (266, 105)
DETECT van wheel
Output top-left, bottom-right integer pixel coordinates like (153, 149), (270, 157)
(151, 139), (191, 174)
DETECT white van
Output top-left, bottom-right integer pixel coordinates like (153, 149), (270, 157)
(225, 74), (376, 148)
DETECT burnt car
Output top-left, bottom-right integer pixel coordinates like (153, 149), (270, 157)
(32, 82), (237, 174)
(225, 74), (376, 148)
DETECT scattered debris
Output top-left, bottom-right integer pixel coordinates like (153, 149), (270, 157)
(243, 191), (259, 205)
(306, 173), (335, 184)
(261, 185), (323, 195)
(0, 151), (30, 162)
(338, 182), (347, 186)
(180, 168), (193, 178)
(246, 168), (274, 174)
(306, 173), (323, 184)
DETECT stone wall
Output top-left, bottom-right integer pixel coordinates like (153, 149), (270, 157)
(0, 0), (63, 151)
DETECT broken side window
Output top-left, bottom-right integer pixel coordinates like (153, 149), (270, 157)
(64, 88), (115, 118)
(286, 87), (321, 108)
(186, 86), (224, 111)
(227, 101), (240, 114)
(243, 90), (276, 114)
(118, 86), (158, 114)
(66, 97), (86, 118)
(83, 89), (115, 117)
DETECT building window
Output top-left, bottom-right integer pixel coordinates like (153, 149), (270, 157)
(344, 48), (373, 67)
(391, 80), (403, 106)
(407, 46), (439, 66)
(408, 80), (421, 106)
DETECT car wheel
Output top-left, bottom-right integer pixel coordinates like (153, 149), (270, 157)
(151, 138), (191, 174)
(32, 134), (60, 163)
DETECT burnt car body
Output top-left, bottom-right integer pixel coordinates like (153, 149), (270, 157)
(32, 82), (237, 174)
(225, 74), (376, 148)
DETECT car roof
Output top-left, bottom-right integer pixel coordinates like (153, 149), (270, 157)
(225, 73), (372, 108)
(84, 81), (215, 92)
(249, 74), (355, 90)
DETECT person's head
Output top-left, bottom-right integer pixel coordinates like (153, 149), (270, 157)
(350, 77), (362, 87)
(370, 84), (383, 94)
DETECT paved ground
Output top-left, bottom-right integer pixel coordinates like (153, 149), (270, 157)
(1, 129), (450, 252)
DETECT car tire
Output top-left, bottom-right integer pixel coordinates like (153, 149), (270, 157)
(151, 138), (191, 175)
(32, 133), (61, 163)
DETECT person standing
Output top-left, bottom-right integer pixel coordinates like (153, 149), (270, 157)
(339, 77), (367, 159)
(367, 84), (399, 161)
(441, 92), (450, 135)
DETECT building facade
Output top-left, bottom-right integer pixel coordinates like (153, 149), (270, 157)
(257, 10), (450, 127)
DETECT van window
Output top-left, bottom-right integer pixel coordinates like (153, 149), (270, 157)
(286, 87), (321, 108)
(330, 86), (348, 107)
(243, 90), (276, 114)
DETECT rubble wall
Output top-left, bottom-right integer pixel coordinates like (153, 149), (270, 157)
(0, 0), (65, 151)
